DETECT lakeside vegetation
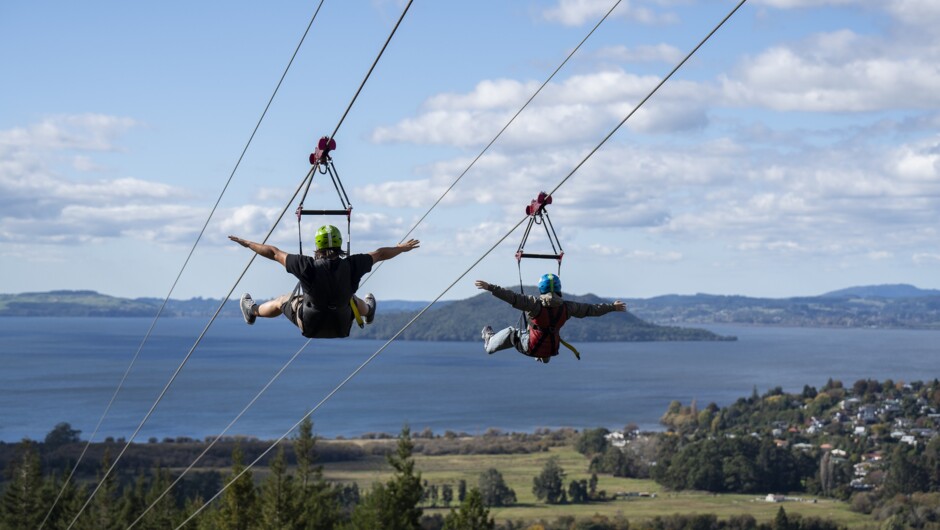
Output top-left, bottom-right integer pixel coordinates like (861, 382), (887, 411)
(7, 377), (940, 528)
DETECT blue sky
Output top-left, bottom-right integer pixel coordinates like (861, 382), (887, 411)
(2, 0), (939, 303)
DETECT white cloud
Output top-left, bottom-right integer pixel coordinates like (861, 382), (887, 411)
(363, 0), (940, 270)
(719, 27), (940, 112)
(886, 0), (940, 28)
(867, 251), (893, 260)
(0, 114), (136, 151)
(0, 116), (201, 246)
(543, 0), (677, 27)
(372, 69), (708, 148)
(913, 252), (940, 265)
(751, 0), (859, 7)
(596, 44), (683, 63)
(588, 244), (682, 261)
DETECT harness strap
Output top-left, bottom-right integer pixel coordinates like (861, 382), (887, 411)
(530, 303), (567, 355)
(350, 298), (364, 329)
(559, 338), (581, 360)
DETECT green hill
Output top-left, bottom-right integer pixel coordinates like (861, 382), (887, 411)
(0, 290), (158, 317)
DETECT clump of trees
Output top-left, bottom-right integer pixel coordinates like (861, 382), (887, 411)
(478, 468), (516, 507)
(651, 435), (809, 494)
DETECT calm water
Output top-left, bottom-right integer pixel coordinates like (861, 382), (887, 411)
(0, 317), (937, 442)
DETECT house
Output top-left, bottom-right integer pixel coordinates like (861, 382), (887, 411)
(765, 494), (786, 503)
(841, 398), (861, 411)
(857, 405), (878, 424)
(605, 431), (627, 448)
(901, 435), (917, 446)
(854, 426), (867, 436)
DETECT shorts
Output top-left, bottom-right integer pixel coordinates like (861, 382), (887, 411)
(277, 292), (352, 339)
(275, 293), (305, 334)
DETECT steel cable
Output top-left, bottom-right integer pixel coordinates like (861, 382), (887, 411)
(65, 1), (414, 526)
(361, 0), (623, 288)
(171, 2), (747, 526)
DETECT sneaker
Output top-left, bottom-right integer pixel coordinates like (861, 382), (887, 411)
(481, 325), (494, 349)
(364, 293), (376, 324)
(240, 293), (257, 325)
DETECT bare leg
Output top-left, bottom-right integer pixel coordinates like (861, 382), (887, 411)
(251, 293), (291, 319)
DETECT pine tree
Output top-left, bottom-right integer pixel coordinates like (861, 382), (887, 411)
(773, 506), (790, 530)
(214, 444), (259, 530)
(819, 450), (833, 497)
(259, 446), (297, 529)
(117, 474), (148, 528)
(440, 484), (453, 506)
(140, 466), (179, 529)
(1, 440), (45, 529)
(457, 479), (467, 502)
(40, 468), (83, 530)
(294, 417), (320, 491)
(292, 418), (340, 529)
(348, 426), (423, 530)
(80, 447), (121, 530)
(442, 488), (494, 530)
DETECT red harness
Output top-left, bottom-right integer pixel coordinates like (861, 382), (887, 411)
(527, 303), (569, 358)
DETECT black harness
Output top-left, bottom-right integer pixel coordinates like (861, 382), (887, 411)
(296, 258), (354, 339)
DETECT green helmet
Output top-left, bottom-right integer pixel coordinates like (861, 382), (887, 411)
(314, 225), (342, 250)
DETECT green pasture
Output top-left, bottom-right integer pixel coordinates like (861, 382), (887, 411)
(319, 445), (874, 527)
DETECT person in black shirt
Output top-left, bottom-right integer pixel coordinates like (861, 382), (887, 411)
(229, 225), (419, 338)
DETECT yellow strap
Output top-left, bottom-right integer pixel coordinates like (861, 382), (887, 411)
(350, 297), (364, 329)
(559, 338), (581, 360)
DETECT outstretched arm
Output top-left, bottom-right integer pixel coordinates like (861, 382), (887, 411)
(567, 299), (627, 318)
(228, 236), (288, 267)
(475, 280), (541, 313)
(369, 239), (420, 263)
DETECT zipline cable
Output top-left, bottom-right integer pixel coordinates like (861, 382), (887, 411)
(173, 2), (747, 525)
(361, 0), (623, 288)
(546, 0), (748, 198)
(125, 340), (310, 529)
(129, 3), (616, 519)
(67, 174), (310, 530)
(175, 214), (529, 529)
(329, 0), (413, 143)
(39, 3), (329, 528)
(68, 1), (414, 526)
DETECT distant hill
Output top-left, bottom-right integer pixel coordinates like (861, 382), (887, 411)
(0, 290), (161, 317)
(0, 289), (730, 342)
(6, 283), (939, 332)
(626, 289), (940, 329)
(820, 284), (940, 299)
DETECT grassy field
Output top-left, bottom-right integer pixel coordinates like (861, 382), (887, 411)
(319, 444), (875, 528)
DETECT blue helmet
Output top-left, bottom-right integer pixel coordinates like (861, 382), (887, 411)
(538, 273), (561, 294)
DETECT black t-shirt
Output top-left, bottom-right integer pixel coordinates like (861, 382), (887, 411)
(285, 253), (374, 297)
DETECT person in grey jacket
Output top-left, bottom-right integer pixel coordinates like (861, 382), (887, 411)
(474, 273), (626, 363)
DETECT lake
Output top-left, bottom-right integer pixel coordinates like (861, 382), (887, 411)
(0, 317), (937, 442)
